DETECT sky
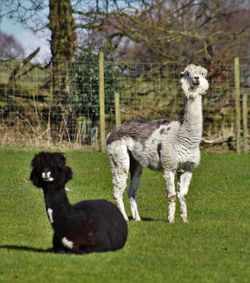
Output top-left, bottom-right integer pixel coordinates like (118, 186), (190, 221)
(0, 17), (50, 63)
(0, 0), (137, 63)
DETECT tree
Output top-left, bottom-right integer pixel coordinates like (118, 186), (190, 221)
(49, 0), (76, 105)
(0, 0), (78, 142)
(0, 0), (48, 33)
(75, 0), (250, 65)
(0, 31), (24, 60)
(0, 0), (77, 102)
(1, 0), (249, 66)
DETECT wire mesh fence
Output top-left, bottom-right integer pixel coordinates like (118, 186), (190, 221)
(0, 57), (249, 151)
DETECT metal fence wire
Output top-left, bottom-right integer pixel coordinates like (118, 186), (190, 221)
(0, 57), (249, 151)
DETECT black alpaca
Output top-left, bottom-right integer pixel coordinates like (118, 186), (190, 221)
(30, 152), (128, 254)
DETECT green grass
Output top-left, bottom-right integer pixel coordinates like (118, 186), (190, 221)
(0, 151), (249, 283)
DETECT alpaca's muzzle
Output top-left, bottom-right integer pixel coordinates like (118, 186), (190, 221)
(42, 171), (54, 182)
(193, 76), (200, 85)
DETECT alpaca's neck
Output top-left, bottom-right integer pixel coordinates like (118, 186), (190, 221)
(179, 95), (203, 143)
(43, 185), (71, 210)
(183, 95), (203, 128)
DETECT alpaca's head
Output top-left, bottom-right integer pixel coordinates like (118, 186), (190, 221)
(180, 64), (209, 99)
(30, 152), (72, 189)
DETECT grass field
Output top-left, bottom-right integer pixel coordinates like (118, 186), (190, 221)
(0, 151), (249, 283)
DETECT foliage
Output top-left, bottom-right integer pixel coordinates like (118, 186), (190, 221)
(0, 151), (249, 283)
(71, 48), (120, 118)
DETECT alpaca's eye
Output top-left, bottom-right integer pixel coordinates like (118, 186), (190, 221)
(186, 72), (190, 77)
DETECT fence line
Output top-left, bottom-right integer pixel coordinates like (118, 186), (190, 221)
(99, 51), (105, 152)
(243, 88), (249, 153)
(114, 92), (121, 128)
(234, 57), (241, 154)
(0, 55), (249, 152)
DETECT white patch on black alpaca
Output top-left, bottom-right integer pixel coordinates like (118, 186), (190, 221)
(62, 237), (74, 249)
(41, 171), (54, 182)
(47, 208), (54, 223)
(107, 64), (209, 223)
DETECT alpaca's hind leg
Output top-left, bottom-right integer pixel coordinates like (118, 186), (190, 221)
(128, 156), (142, 221)
(177, 171), (192, 223)
(164, 170), (176, 223)
(109, 145), (130, 221)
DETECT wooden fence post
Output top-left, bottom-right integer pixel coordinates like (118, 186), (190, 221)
(242, 89), (248, 153)
(115, 92), (121, 127)
(234, 57), (241, 154)
(99, 51), (105, 152)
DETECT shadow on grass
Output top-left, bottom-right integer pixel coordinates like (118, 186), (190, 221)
(128, 216), (165, 222)
(0, 245), (53, 254)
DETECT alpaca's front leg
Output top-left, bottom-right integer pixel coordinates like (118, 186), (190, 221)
(52, 233), (68, 253)
(164, 170), (176, 223)
(177, 171), (192, 223)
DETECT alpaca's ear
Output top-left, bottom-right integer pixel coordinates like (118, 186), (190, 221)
(56, 166), (73, 187)
(64, 166), (73, 182)
(30, 168), (42, 188)
(31, 152), (44, 168)
(54, 152), (66, 164)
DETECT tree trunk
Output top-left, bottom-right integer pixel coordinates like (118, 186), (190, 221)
(48, 0), (76, 140)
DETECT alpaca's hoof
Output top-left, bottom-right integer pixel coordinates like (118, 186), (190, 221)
(168, 217), (175, 224)
(132, 212), (141, 221)
(181, 214), (189, 223)
(182, 218), (189, 223)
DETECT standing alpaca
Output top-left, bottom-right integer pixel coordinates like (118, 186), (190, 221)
(30, 152), (128, 254)
(106, 64), (209, 223)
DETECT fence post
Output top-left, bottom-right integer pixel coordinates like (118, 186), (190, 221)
(99, 51), (105, 152)
(242, 89), (248, 153)
(115, 92), (121, 127)
(234, 57), (241, 154)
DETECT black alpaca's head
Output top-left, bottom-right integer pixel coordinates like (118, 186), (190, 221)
(30, 152), (72, 188)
